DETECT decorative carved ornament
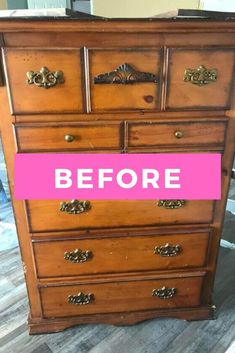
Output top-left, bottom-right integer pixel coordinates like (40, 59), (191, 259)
(94, 63), (158, 85)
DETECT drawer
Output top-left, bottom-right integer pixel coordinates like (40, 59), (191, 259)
(26, 200), (214, 232)
(127, 120), (226, 149)
(166, 48), (235, 110)
(33, 230), (210, 278)
(15, 122), (122, 152)
(3, 48), (83, 114)
(40, 273), (205, 318)
(89, 49), (162, 111)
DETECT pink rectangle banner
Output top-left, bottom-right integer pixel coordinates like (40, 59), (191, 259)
(14, 153), (221, 200)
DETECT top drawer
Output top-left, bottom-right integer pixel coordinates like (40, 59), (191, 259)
(3, 49), (83, 114)
(89, 49), (162, 112)
(166, 48), (235, 110)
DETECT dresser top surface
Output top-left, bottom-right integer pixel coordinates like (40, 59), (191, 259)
(1, 17), (235, 33)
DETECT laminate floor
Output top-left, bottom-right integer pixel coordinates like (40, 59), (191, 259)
(0, 214), (234, 353)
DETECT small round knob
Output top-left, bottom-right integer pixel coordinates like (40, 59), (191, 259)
(65, 134), (75, 143)
(174, 131), (183, 139)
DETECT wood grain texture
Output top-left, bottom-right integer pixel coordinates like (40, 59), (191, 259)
(40, 273), (204, 318)
(127, 120), (226, 148)
(0, 244), (234, 350)
(26, 200), (214, 233)
(89, 49), (162, 111)
(15, 122), (123, 152)
(166, 48), (235, 110)
(3, 48), (83, 114)
(0, 18), (235, 335)
(33, 231), (210, 278)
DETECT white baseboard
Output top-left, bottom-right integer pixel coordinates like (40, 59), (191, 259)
(225, 341), (235, 353)
(220, 239), (235, 250)
(226, 199), (235, 215)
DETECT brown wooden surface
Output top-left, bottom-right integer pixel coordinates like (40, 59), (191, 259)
(0, 18), (235, 334)
(15, 122), (123, 152)
(40, 273), (204, 318)
(26, 200), (214, 232)
(1, 19), (235, 33)
(166, 49), (235, 110)
(4, 32), (235, 49)
(3, 48), (83, 114)
(89, 49), (162, 111)
(33, 231), (210, 278)
(14, 111), (227, 123)
(127, 120), (226, 148)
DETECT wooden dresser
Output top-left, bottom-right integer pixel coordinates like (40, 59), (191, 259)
(0, 15), (235, 334)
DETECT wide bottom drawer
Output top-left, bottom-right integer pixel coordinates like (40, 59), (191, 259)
(40, 273), (204, 318)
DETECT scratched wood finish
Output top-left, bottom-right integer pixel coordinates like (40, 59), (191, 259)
(0, 245), (234, 352)
(26, 200), (214, 232)
(3, 48), (83, 114)
(127, 120), (227, 148)
(89, 49), (162, 111)
(0, 17), (235, 334)
(33, 231), (210, 278)
(40, 273), (204, 318)
(166, 49), (235, 110)
(15, 122), (123, 152)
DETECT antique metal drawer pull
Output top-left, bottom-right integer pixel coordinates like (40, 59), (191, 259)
(60, 199), (91, 214)
(64, 134), (75, 143)
(152, 286), (177, 299)
(157, 200), (186, 209)
(68, 292), (94, 305)
(184, 65), (217, 86)
(94, 63), (158, 85)
(64, 249), (93, 263)
(26, 66), (64, 89)
(154, 243), (182, 257)
(174, 131), (183, 139)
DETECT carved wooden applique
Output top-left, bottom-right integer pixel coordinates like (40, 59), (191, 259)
(94, 63), (158, 84)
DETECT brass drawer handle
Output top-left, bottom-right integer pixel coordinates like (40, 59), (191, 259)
(184, 65), (217, 86)
(26, 66), (64, 89)
(152, 286), (177, 299)
(94, 63), (158, 85)
(65, 134), (75, 143)
(157, 200), (186, 209)
(154, 243), (182, 257)
(60, 199), (91, 215)
(68, 292), (95, 305)
(64, 249), (93, 263)
(174, 131), (183, 139)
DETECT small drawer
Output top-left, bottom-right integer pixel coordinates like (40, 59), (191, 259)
(26, 200), (214, 232)
(3, 48), (83, 114)
(33, 230), (210, 278)
(15, 122), (122, 152)
(166, 48), (235, 110)
(40, 272), (205, 318)
(127, 120), (226, 150)
(89, 49), (162, 111)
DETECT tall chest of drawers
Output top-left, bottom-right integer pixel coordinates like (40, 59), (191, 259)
(0, 16), (235, 334)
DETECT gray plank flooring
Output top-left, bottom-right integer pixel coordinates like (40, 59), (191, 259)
(0, 215), (234, 353)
